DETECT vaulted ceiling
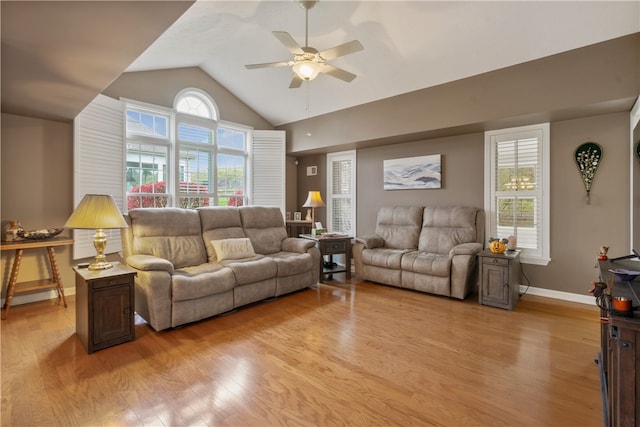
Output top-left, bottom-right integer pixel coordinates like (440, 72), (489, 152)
(2, 1), (639, 125)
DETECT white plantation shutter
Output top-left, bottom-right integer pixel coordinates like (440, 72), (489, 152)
(485, 124), (550, 265)
(327, 151), (356, 235)
(72, 94), (125, 260)
(251, 130), (285, 213)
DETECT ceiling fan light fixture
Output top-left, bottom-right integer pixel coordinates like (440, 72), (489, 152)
(293, 60), (322, 81)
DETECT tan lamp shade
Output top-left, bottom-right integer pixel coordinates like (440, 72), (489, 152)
(64, 194), (127, 270)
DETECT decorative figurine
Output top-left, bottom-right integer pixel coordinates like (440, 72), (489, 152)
(488, 237), (509, 254)
(506, 235), (517, 251)
(3, 220), (23, 242)
(598, 246), (609, 261)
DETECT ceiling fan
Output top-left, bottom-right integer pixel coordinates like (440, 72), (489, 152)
(244, 0), (364, 88)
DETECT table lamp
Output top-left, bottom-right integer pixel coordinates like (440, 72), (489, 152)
(64, 194), (128, 270)
(302, 190), (325, 236)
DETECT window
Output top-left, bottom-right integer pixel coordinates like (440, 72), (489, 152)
(125, 104), (172, 209)
(124, 90), (250, 210)
(485, 124), (550, 265)
(327, 151), (356, 235)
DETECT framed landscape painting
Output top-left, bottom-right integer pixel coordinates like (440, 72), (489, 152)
(383, 154), (441, 190)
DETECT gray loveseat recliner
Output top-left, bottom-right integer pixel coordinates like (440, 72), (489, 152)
(352, 206), (484, 299)
(121, 206), (321, 331)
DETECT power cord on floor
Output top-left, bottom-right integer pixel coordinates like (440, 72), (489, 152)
(519, 261), (532, 298)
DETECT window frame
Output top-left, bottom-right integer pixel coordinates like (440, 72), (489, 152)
(326, 150), (357, 236)
(484, 123), (550, 265)
(174, 111), (217, 208)
(217, 120), (250, 207)
(123, 100), (174, 209)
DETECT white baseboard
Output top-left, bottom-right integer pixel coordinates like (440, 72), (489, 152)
(1, 287), (76, 307)
(520, 285), (596, 306)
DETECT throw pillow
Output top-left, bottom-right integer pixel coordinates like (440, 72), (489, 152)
(211, 238), (256, 261)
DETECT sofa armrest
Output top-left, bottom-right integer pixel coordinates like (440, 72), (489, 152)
(449, 242), (483, 257)
(355, 235), (385, 249)
(282, 237), (316, 253)
(126, 254), (174, 274)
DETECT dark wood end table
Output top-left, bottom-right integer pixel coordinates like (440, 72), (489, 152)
(74, 263), (136, 353)
(300, 234), (352, 282)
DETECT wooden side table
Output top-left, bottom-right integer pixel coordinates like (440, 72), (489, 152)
(1, 237), (73, 319)
(478, 249), (521, 310)
(300, 234), (352, 282)
(286, 220), (312, 237)
(74, 263), (136, 353)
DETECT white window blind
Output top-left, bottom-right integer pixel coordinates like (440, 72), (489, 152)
(72, 94), (125, 260)
(485, 124), (550, 265)
(327, 151), (356, 235)
(251, 130), (285, 214)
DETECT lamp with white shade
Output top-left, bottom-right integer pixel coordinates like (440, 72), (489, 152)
(302, 190), (325, 235)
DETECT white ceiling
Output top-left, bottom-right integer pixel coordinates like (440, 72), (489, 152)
(127, 0), (640, 126)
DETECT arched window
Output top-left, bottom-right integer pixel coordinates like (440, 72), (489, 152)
(175, 88), (218, 120)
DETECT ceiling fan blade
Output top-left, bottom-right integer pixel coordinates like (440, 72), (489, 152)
(289, 75), (303, 89)
(319, 40), (364, 60)
(273, 31), (304, 55)
(245, 61), (291, 70)
(321, 64), (357, 83)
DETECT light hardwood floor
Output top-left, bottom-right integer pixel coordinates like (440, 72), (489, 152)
(1, 277), (603, 426)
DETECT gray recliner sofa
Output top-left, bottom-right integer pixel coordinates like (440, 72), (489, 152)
(121, 206), (321, 331)
(352, 206), (484, 299)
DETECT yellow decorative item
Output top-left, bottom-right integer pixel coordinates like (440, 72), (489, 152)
(489, 239), (506, 254)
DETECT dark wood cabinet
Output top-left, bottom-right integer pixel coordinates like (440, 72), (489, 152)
(478, 250), (520, 310)
(598, 260), (640, 427)
(74, 263), (136, 354)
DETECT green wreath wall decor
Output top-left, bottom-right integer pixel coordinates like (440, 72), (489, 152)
(635, 139), (640, 164)
(574, 141), (602, 205)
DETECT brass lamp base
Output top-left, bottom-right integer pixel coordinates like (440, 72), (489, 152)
(88, 260), (114, 271)
(88, 228), (114, 270)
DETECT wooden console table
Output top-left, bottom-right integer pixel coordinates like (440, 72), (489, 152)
(1, 237), (73, 319)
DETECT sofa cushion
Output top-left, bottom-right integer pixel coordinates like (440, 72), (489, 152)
(211, 238), (256, 261)
(221, 256), (277, 285)
(198, 206), (247, 262)
(401, 251), (451, 277)
(375, 206), (424, 249)
(361, 248), (408, 269)
(269, 251), (314, 276)
(129, 208), (206, 268)
(171, 263), (236, 301)
(419, 207), (480, 254)
(239, 206), (288, 255)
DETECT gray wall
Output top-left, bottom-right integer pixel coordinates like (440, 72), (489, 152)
(356, 133), (485, 234)
(1, 114), (77, 294)
(103, 67), (273, 130)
